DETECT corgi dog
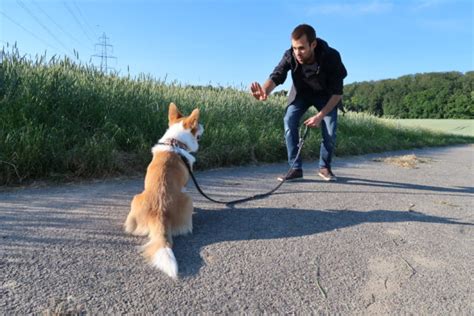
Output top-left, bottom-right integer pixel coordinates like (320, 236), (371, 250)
(124, 102), (203, 278)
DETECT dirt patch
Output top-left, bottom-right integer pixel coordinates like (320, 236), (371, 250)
(373, 154), (432, 169)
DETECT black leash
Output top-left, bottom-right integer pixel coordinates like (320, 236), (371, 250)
(183, 125), (310, 206)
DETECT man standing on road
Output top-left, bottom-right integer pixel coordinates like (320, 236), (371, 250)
(250, 24), (347, 182)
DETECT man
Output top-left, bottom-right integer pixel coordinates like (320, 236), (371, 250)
(250, 24), (347, 182)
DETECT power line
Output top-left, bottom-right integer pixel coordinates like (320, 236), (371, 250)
(71, 0), (97, 40)
(16, 0), (73, 56)
(0, 10), (61, 52)
(92, 33), (117, 73)
(63, 1), (94, 44)
(29, 0), (87, 49)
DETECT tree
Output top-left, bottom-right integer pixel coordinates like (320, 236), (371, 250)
(343, 71), (473, 119)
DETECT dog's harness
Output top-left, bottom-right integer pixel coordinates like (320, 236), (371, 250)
(159, 139), (190, 152)
(160, 126), (310, 207)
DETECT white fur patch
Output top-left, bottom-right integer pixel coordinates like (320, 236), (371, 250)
(152, 144), (196, 168)
(160, 122), (199, 152)
(151, 120), (200, 168)
(152, 247), (178, 279)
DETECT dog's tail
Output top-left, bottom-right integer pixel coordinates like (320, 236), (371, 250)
(142, 218), (178, 279)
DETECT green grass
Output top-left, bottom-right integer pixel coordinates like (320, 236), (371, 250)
(1, 49), (473, 185)
(335, 113), (473, 156)
(386, 119), (474, 137)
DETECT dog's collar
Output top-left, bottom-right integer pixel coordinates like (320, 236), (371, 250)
(158, 138), (190, 151)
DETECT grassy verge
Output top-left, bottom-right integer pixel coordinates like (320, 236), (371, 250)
(336, 113), (473, 156)
(387, 119), (474, 137)
(1, 50), (473, 186)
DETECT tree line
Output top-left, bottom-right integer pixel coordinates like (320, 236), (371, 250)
(342, 71), (473, 119)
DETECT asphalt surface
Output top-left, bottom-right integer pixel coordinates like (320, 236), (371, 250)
(1, 145), (473, 314)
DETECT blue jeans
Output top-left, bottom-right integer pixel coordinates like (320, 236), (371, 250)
(283, 96), (338, 170)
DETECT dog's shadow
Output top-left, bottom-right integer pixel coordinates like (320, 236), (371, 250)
(173, 206), (472, 277)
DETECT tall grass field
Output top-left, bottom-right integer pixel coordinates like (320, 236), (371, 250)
(388, 119), (474, 137)
(1, 50), (473, 185)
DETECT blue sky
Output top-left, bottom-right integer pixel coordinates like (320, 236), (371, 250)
(1, 0), (472, 91)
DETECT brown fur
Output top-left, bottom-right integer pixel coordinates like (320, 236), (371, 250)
(124, 103), (200, 274)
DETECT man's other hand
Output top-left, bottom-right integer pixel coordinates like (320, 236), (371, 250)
(250, 82), (267, 101)
(304, 114), (323, 128)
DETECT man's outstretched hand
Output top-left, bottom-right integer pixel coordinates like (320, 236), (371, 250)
(250, 82), (267, 101)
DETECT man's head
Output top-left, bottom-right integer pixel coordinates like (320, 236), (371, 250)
(291, 24), (317, 64)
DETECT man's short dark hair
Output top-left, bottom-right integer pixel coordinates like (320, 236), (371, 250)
(291, 24), (317, 44)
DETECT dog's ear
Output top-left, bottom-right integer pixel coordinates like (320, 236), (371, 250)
(183, 108), (200, 130)
(168, 102), (183, 124)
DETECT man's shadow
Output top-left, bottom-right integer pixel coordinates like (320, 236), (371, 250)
(191, 174), (473, 199)
(332, 176), (473, 195)
(277, 176), (473, 196)
(173, 206), (472, 277)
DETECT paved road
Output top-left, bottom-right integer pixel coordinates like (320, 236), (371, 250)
(1, 145), (473, 314)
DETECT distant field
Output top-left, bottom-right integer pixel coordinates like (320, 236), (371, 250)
(386, 119), (474, 137)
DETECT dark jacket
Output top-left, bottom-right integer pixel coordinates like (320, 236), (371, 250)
(269, 38), (347, 105)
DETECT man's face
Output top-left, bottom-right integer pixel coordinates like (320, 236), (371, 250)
(291, 35), (317, 64)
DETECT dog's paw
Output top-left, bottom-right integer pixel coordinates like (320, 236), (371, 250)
(131, 227), (149, 236)
(124, 219), (136, 235)
(171, 222), (192, 236)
